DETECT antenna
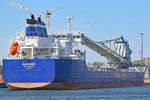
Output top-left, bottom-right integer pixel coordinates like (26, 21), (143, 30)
(11, 2), (32, 15)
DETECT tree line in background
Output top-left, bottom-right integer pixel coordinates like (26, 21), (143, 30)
(88, 61), (105, 67)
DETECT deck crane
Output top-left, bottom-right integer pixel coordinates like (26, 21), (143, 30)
(81, 34), (132, 68)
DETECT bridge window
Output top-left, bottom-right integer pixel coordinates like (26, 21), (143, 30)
(77, 35), (80, 38)
(73, 35), (76, 38)
(29, 27), (35, 31)
(62, 35), (66, 38)
(56, 35), (61, 38)
(53, 35), (56, 38)
(67, 34), (72, 38)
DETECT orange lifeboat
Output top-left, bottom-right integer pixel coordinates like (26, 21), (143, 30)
(0, 78), (4, 83)
(9, 41), (19, 56)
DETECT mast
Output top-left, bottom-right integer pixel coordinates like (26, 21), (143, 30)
(139, 33), (144, 65)
(67, 16), (72, 33)
(46, 11), (51, 33)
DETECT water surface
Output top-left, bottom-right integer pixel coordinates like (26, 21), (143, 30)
(0, 85), (150, 100)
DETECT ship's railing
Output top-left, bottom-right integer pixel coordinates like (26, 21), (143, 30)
(88, 64), (147, 72)
(88, 68), (135, 72)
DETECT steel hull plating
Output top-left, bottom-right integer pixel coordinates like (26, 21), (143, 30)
(42, 82), (143, 90)
(3, 59), (145, 90)
(3, 59), (55, 89)
(52, 59), (144, 89)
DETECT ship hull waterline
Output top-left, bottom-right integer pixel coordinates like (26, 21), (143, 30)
(6, 81), (143, 90)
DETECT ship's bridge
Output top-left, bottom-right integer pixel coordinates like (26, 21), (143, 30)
(25, 15), (48, 37)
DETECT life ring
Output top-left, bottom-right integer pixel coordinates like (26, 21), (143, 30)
(9, 41), (19, 56)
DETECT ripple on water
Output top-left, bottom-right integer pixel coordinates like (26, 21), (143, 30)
(0, 85), (150, 100)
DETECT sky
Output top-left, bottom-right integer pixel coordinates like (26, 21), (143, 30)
(0, 0), (150, 62)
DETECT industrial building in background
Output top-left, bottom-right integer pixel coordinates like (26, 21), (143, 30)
(134, 58), (150, 79)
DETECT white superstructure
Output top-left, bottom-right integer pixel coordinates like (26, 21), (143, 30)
(9, 12), (146, 70)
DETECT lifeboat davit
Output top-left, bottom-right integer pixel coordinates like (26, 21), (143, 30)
(9, 41), (19, 56)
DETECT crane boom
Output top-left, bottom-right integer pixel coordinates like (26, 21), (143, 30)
(81, 33), (132, 68)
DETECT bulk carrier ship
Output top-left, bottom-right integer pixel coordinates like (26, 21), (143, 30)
(2, 12), (147, 90)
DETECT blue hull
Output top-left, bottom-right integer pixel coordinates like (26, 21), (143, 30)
(2, 59), (145, 89)
(55, 59), (144, 83)
(3, 59), (55, 83)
